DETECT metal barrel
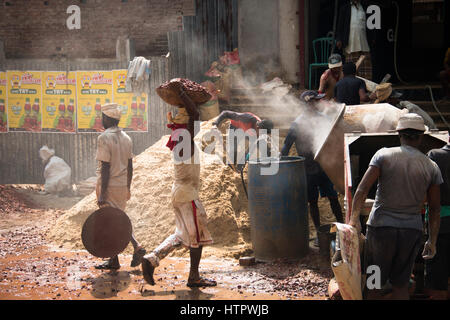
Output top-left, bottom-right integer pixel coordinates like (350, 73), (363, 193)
(248, 156), (309, 261)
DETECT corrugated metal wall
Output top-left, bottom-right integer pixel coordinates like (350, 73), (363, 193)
(0, 0), (238, 185)
(168, 0), (238, 83)
(0, 57), (171, 184)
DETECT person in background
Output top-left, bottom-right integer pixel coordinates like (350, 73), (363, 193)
(349, 114), (442, 300)
(95, 103), (146, 270)
(425, 133), (450, 300)
(318, 54), (344, 100)
(336, 0), (374, 80)
(335, 62), (370, 105)
(373, 83), (437, 130)
(281, 91), (344, 246)
(142, 81), (216, 288)
(439, 48), (450, 101)
(39, 145), (72, 196)
(213, 111), (274, 136)
(213, 111), (274, 171)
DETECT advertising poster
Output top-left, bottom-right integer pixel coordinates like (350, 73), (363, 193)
(112, 70), (148, 132)
(76, 71), (113, 133)
(7, 71), (42, 132)
(42, 71), (77, 133)
(0, 72), (7, 133)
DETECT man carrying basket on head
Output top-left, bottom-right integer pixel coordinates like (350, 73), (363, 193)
(141, 79), (217, 288)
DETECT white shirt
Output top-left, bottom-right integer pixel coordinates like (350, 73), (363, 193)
(346, 3), (370, 54)
(96, 126), (133, 187)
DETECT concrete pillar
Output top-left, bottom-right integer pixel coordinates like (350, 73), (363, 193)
(279, 0), (301, 85)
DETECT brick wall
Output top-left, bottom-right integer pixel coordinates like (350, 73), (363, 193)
(0, 0), (195, 59)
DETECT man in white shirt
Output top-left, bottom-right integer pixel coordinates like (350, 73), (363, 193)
(336, 0), (373, 80)
(94, 103), (146, 270)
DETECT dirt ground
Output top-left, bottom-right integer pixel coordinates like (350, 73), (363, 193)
(0, 185), (334, 300)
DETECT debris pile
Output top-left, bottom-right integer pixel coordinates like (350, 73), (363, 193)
(0, 185), (39, 214)
(257, 256), (333, 298)
(272, 269), (331, 298)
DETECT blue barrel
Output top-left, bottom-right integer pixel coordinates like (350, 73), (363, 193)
(248, 156), (309, 261)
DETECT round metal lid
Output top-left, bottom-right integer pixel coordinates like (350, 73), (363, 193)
(81, 207), (132, 258)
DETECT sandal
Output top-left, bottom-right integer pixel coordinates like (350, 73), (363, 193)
(141, 258), (155, 286)
(130, 247), (147, 267)
(95, 259), (120, 270)
(187, 277), (217, 288)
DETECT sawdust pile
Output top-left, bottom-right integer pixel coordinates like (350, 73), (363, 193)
(48, 120), (252, 259)
(48, 120), (342, 259)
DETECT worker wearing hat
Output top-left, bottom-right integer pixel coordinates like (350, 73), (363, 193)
(282, 91), (344, 246)
(39, 145), (72, 196)
(374, 83), (437, 130)
(212, 110), (274, 172)
(349, 113), (443, 299)
(141, 82), (217, 288)
(318, 54), (344, 100)
(94, 103), (146, 270)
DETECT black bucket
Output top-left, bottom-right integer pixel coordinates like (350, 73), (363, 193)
(317, 224), (336, 259)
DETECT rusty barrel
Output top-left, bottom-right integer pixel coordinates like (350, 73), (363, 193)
(248, 156), (309, 261)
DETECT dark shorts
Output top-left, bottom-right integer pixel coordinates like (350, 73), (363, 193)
(425, 233), (450, 291)
(365, 226), (423, 287)
(307, 171), (338, 202)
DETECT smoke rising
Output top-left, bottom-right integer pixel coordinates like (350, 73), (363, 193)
(233, 71), (343, 158)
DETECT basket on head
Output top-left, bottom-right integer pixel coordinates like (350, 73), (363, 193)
(156, 78), (212, 106)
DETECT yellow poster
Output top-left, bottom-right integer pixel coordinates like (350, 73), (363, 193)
(0, 72), (7, 133)
(76, 71), (113, 132)
(112, 70), (148, 132)
(7, 71), (42, 132)
(42, 72), (77, 133)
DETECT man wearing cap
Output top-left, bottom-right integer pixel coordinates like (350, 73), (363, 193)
(212, 111), (274, 172)
(319, 54), (344, 100)
(425, 134), (450, 300)
(281, 91), (344, 245)
(213, 111), (274, 137)
(335, 62), (370, 105)
(374, 83), (437, 130)
(349, 114), (443, 300)
(94, 103), (146, 270)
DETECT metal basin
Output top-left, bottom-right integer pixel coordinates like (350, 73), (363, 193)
(81, 207), (132, 258)
(314, 103), (405, 194)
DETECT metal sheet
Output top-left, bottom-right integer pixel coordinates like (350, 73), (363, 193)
(0, 57), (170, 184)
(168, 0), (238, 84)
